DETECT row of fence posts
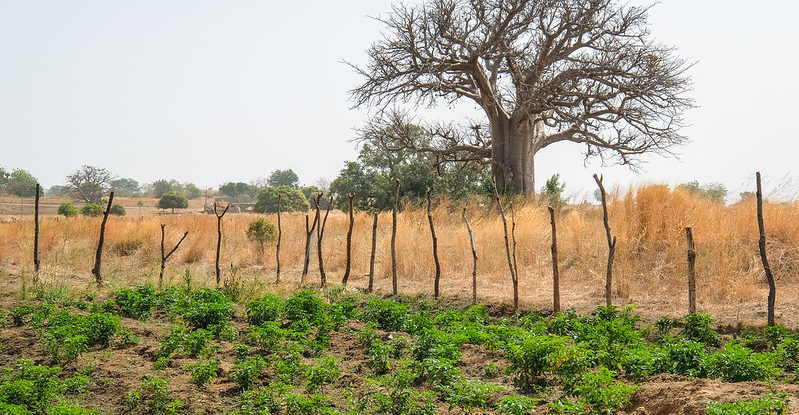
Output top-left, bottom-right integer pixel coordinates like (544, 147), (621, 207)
(27, 171), (779, 326)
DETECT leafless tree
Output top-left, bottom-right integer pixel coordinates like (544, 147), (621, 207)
(756, 172), (776, 326)
(593, 174), (616, 306)
(349, 0), (693, 196)
(493, 178), (518, 309)
(368, 212), (379, 293)
(302, 212), (319, 284)
(66, 165), (114, 203)
(426, 188), (441, 298)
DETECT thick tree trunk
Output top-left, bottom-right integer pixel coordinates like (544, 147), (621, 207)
(491, 115), (537, 197)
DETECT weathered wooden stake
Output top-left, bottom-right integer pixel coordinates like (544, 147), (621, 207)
(493, 177), (518, 310)
(342, 193), (355, 286)
(756, 172), (776, 326)
(214, 202), (229, 286)
(368, 212), (378, 293)
(33, 183), (40, 281)
(302, 212), (319, 284)
(160, 224), (189, 289)
(92, 192), (114, 288)
(593, 174), (616, 307)
(548, 206), (560, 313)
(276, 194), (282, 283)
(391, 179), (400, 295)
(426, 188), (441, 299)
(462, 208), (477, 304)
(315, 193), (332, 288)
(685, 226), (696, 315)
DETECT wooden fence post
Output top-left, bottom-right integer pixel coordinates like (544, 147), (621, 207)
(391, 179), (400, 295)
(214, 202), (229, 286)
(302, 212), (319, 284)
(426, 188), (441, 299)
(276, 194), (282, 283)
(756, 172), (776, 326)
(315, 193), (332, 288)
(92, 192), (114, 288)
(493, 177), (519, 310)
(160, 224), (189, 289)
(548, 206), (560, 313)
(342, 193), (355, 286)
(685, 226), (696, 314)
(462, 208), (478, 305)
(368, 212), (378, 293)
(33, 183), (40, 281)
(593, 174), (616, 307)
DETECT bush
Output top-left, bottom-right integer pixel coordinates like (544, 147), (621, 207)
(115, 285), (156, 320)
(706, 393), (790, 415)
(495, 396), (540, 415)
(10, 305), (35, 326)
(505, 334), (567, 390)
(183, 289), (234, 329)
(248, 323), (286, 353)
(57, 203), (79, 218)
(364, 299), (410, 332)
(663, 340), (707, 377)
(246, 218), (276, 245)
(442, 379), (503, 412)
(303, 356), (340, 392)
(246, 295), (284, 326)
(253, 186), (310, 213)
(284, 290), (325, 323)
(231, 356), (267, 390)
(704, 343), (778, 382)
(573, 366), (638, 415)
(80, 203), (104, 217)
(182, 329), (213, 357)
(681, 313), (721, 347)
(127, 376), (184, 414)
(109, 204), (126, 216)
(187, 360), (218, 388)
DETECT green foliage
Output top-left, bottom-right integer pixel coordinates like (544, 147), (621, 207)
(412, 328), (464, 362)
(703, 343), (778, 382)
(495, 396), (540, 415)
(57, 203), (79, 218)
(284, 393), (335, 415)
(245, 218), (277, 245)
(681, 313), (721, 347)
(80, 204), (104, 217)
(247, 295), (285, 326)
(219, 182), (255, 198)
(662, 340), (707, 377)
(158, 325), (188, 359)
(10, 305), (35, 326)
(267, 169), (300, 188)
(284, 290), (325, 323)
(572, 367), (638, 415)
(231, 356), (268, 390)
(37, 308), (124, 362)
(541, 173), (567, 209)
(304, 356), (341, 392)
(157, 192), (189, 212)
(505, 334), (567, 390)
(182, 289), (234, 329)
(236, 382), (291, 414)
(248, 322), (286, 353)
(187, 360), (218, 388)
(7, 169), (38, 198)
(442, 379), (503, 412)
(126, 376), (184, 415)
(182, 328), (213, 357)
(109, 204), (126, 216)
(0, 359), (93, 414)
(706, 393), (790, 415)
(254, 186), (310, 213)
(677, 180), (728, 204)
(363, 299), (410, 332)
(115, 285), (156, 320)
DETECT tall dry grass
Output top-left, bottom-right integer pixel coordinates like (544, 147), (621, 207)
(1, 184), (798, 326)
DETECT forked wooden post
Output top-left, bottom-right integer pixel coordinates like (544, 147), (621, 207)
(756, 172), (776, 326)
(426, 188), (441, 299)
(685, 226), (696, 314)
(315, 193), (333, 288)
(92, 192), (114, 288)
(391, 179), (400, 295)
(368, 212), (378, 293)
(160, 224), (189, 289)
(593, 174), (616, 307)
(302, 212), (319, 284)
(342, 193), (355, 286)
(33, 183), (41, 280)
(214, 202), (230, 286)
(462, 208), (478, 305)
(548, 206), (560, 313)
(493, 176), (518, 310)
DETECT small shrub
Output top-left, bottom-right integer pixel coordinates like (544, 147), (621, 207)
(413, 357), (462, 386)
(246, 295), (284, 326)
(128, 376), (184, 414)
(442, 379), (503, 412)
(115, 285), (156, 320)
(284, 290), (325, 323)
(505, 334), (567, 390)
(303, 356), (340, 392)
(187, 360), (218, 388)
(109, 204), (126, 216)
(364, 299), (410, 332)
(495, 396), (540, 415)
(249, 323), (286, 353)
(706, 393), (790, 415)
(663, 340), (707, 377)
(681, 313), (721, 347)
(57, 203), (79, 218)
(183, 300), (234, 329)
(182, 329), (213, 357)
(80, 204), (104, 217)
(704, 342), (778, 382)
(237, 382), (291, 414)
(10, 305), (35, 326)
(231, 356), (267, 390)
(573, 366), (638, 415)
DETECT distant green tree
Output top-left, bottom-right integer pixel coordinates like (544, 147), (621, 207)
(47, 185), (69, 197)
(677, 180), (728, 204)
(81, 203), (104, 217)
(110, 178), (140, 197)
(219, 182), (255, 199)
(147, 179), (182, 198)
(541, 174), (567, 210)
(158, 192), (189, 213)
(65, 165), (113, 203)
(0, 167), (9, 194)
(8, 169), (39, 198)
(253, 186), (309, 213)
(183, 183), (203, 199)
(267, 169), (300, 188)
(58, 203), (79, 217)
(110, 204), (126, 216)
(300, 186), (332, 210)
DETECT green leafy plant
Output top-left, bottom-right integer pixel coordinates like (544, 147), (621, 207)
(284, 290), (325, 324)
(10, 304), (35, 326)
(80, 203), (104, 217)
(187, 360), (218, 388)
(364, 299), (410, 332)
(182, 328), (213, 357)
(572, 366), (637, 415)
(495, 396), (540, 415)
(681, 313), (721, 347)
(246, 295), (284, 326)
(57, 203), (79, 218)
(706, 393), (790, 415)
(703, 342), (778, 382)
(303, 356), (341, 392)
(230, 356), (267, 390)
(505, 334), (567, 390)
(115, 285), (156, 320)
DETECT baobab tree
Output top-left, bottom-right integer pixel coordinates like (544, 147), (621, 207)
(350, 0), (692, 196)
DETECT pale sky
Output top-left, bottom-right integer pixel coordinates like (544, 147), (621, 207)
(1, 1), (797, 200)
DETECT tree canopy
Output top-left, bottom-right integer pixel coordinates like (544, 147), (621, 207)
(267, 169), (300, 189)
(66, 165), (113, 203)
(7, 169), (39, 198)
(253, 186), (310, 213)
(350, 0), (692, 196)
(158, 192), (189, 213)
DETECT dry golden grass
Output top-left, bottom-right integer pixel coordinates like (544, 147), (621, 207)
(1, 184), (799, 328)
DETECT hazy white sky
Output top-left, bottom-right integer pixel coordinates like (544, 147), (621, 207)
(1, 1), (797, 200)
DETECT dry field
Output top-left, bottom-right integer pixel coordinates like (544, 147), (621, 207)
(1, 184), (799, 328)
